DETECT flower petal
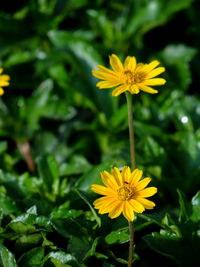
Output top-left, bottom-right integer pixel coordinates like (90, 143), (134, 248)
(124, 56), (136, 72)
(134, 187), (157, 197)
(133, 177), (151, 192)
(93, 196), (113, 208)
(98, 199), (120, 214)
(121, 166), (131, 183)
(97, 80), (121, 88)
(146, 60), (160, 71)
(98, 65), (117, 75)
(109, 54), (124, 72)
(111, 167), (123, 186)
(91, 184), (116, 196)
(143, 78), (166, 86)
(0, 88), (4, 96)
(135, 197), (155, 209)
(101, 171), (119, 190)
(129, 84), (140, 94)
(129, 199), (145, 213)
(108, 202), (124, 219)
(122, 201), (134, 221)
(0, 81), (9, 87)
(0, 75), (10, 81)
(137, 84), (158, 94)
(112, 84), (128, 96)
(146, 67), (165, 79)
(92, 70), (116, 80)
(130, 169), (143, 187)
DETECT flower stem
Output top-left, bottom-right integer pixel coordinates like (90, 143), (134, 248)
(125, 92), (136, 266)
(128, 221), (134, 267)
(125, 92), (136, 171)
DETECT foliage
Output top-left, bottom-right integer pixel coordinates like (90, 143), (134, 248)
(0, 0), (200, 266)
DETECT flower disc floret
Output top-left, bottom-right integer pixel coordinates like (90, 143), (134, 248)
(117, 185), (132, 201)
(91, 166), (157, 222)
(92, 54), (166, 96)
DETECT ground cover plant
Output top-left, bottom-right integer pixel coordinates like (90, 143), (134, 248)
(0, 0), (200, 266)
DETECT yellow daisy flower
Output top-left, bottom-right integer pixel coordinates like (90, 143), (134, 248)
(91, 166), (157, 222)
(92, 54), (166, 96)
(0, 68), (10, 96)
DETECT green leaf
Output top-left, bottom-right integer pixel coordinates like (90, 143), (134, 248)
(177, 189), (191, 222)
(0, 195), (19, 215)
(143, 230), (199, 266)
(38, 154), (59, 194)
(48, 30), (114, 117)
(50, 201), (83, 220)
(105, 227), (129, 245)
(83, 237), (100, 261)
(42, 251), (79, 267)
(0, 243), (18, 267)
(15, 234), (43, 254)
(160, 44), (197, 90)
(18, 247), (45, 267)
(75, 190), (101, 227)
(190, 191), (200, 222)
(51, 217), (88, 240)
(68, 236), (91, 264)
(76, 162), (112, 191)
(60, 155), (92, 176)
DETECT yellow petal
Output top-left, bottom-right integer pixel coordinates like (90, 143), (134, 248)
(98, 199), (119, 214)
(108, 202), (124, 219)
(130, 169), (143, 187)
(129, 84), (140, 94)
(137, 84), (158, 94)
(124, 56), (136, 72)
(134, 177), (151, 192)
(0, 81), (9, 87)
(111, 167), (123, 186)
(122, 201), (134, 221)
(129, 199), (145, 213)
(0, 88), (4, 96)
(0, 74), (10, 81)
(92, 70), (115, 80)
(121, 166), (131, 184)
(143, 78), (166, 86)
(109, 54), (124, 72)
(146, 67), (165, 79)
(134, 187), (157, 197)
(124, 56), (131, 70)
(135, 197), (155, 209)
(146, 60), (160, 71)
(97, 65), (117, 75)
(91, 184), (116, 196)
(0, 68), (3, 75)
(101, 171), (119, 190)
(96, 80), (121, 88)
(112, 84), (128, 96)
(93, 196), (114, 208)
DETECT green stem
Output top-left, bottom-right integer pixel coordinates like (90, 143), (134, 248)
(128, 221), (134, 267)
(125, 92), (136, 266)
(125, 92), (136, 171)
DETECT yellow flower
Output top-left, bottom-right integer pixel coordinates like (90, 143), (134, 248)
(91, 166), (157, 222)
(0, 68), (10, 96)
(92, 54), (166, 96)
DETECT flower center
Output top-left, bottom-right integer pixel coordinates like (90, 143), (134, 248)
(134, 71), (147, 83)
(117, 186), (133, 201)
(124, 70), (134, 84)
(123, 70), (147, 84)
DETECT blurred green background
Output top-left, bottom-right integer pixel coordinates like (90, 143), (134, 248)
(0, 0), (200, 266)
